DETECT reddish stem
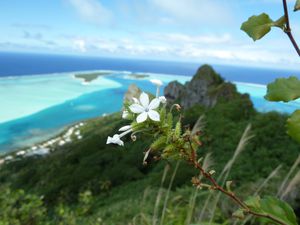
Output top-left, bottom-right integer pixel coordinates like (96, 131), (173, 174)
(282, 0), (300, 56)
(187, 141), (286, 225)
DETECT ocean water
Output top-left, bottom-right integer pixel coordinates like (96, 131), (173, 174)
(0, 52), (300, 152)
(1, 52), (300, 84)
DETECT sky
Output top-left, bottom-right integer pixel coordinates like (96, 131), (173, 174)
(0, 0), (299, 69)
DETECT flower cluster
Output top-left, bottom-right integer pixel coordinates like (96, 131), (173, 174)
(106, 79), (167, 146)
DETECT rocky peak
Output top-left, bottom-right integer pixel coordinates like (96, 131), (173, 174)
(191, 64), (223, 85)
(164, 64), (248, 109)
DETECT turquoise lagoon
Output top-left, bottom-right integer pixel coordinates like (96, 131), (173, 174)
(0, 71), (298, 152)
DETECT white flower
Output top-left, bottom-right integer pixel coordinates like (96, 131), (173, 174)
(118, 125), (131, 132)
(122, 110), (129, 119)
(106, 128), (133, 146)
(159, 96), (167, 104)
(150, 79), (163, 86)
(129, 92), (160, 123)
(150, 79), (163, 97)
(106, 134), (124, 146)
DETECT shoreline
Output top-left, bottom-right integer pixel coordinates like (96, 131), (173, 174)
(0, 70), (298, 125)
(1, 70), (299, 154)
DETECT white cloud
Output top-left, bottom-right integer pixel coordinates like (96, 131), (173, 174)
(149, 0), (233, 25)
(66, 0), (112, 25)
(58, 32), (298, 69)
(150, 33), (232, 45)
(73, 39), (86, 52)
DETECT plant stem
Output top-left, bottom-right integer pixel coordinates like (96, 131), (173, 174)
(282, 0), (300, 57)
(187, 142), (286, 225)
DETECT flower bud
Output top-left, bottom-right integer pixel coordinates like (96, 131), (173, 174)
(131, 134), (137, 141)
(174, 104), (181, 111)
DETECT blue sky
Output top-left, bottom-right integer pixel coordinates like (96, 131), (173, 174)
(0, 0), (299, 69)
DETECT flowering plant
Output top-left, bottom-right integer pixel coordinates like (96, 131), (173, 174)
(106, 79), (297, 225)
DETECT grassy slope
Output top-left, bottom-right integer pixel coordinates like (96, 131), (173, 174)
(0, 95), (299, 213)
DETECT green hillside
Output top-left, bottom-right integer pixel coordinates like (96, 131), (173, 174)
(0, 66), (299, 224)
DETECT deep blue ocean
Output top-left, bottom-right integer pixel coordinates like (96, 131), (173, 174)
(1, 51), (300, 84)
(0, 51), (300, 152)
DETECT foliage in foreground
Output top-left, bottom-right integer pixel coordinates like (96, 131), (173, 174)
(0, 82), (299, 224)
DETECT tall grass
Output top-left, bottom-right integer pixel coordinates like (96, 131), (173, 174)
(198, 124), (253, 223)
(141, 122), (299, 225)
(191, 115), (205, 136)
(280, 170), (300, 200)
(185, 153), (213, 225)
(254, 164), (282, 196)
(236, 164), (282, 225)
(160, 161), (180, 225)
(152, 164), (170, 225)
(277, 154), (300, 198)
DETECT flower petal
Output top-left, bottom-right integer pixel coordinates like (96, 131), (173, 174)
(137, 112), (148, 123)
(150, 79), (163, 86)
(132, 97), (139, 104)
(107, 134), (124, 146)
(117, 139), (124, 146)
(148, 110), (160, 121)
(118, 125), (131, 132)
(112, 134), (120, 139)
(122, 110), (129, 119)
(139, 92), (149, 108)
(106, 136), (113, 144)
(129, 104), (145, 113)
(148, 98), (160, 110)
(159, 96), (167, 104)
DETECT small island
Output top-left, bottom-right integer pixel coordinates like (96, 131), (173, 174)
(74, 72), (111, 82)
(127, 73), (150, 79)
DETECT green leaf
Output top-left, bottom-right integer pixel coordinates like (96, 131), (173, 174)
(190, 223), (223, 225)
(241, 13), (274, 41)
(287, 110), (300, 143)
(167, 112), (173, 128)
(232, 209), (245, 220)
(260, 197), (297, 225)
(245, 196), (262, 213)
(272, 16), (286, 29)
(174, 121), (181, 138)
(151, 136), (167, 150)
(244, 196), (297, 225)
(265, 76), (300, 102)
(225, 180), (233, 193)
(294, 0), (300, 11)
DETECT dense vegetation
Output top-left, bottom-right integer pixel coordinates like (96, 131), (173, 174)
(0, 85), (299, 224)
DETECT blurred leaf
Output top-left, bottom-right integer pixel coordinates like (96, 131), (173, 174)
(287, 110), (300, 143)
(241, 14), (286, 41)
(190, 223), (223, 225)
(245, 196), (262, 212)
(226, 180), (233, 193)
(265, 76), (300, 102)
(232, 209), (245, 220)
(244, 196), (297, 225)
(260, 197), (297, 225)
(294, 0), (300, 11)
(241, 13), (273, 41)
(175, 121), (182, 138)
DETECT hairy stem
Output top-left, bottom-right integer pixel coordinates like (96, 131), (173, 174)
(282, 0), (300, 56)
(187, 142), (286, 225)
